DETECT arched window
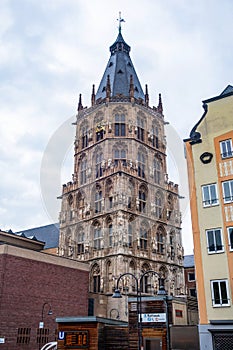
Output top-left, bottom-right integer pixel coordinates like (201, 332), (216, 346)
(76, 191), (85, 210)
(141, 263), (151, 293)
(115, 114), (126, 136)
(95, 188), (102, 213)
(93, 222), (102, 249)
(138, 152), (145, 178)
(68, 194), (73, 206)
(152, 124), (159, 148)
(95, 153), (103, 178)
(80, 158), (87, 184)
(170, 231), (175, 259)
(77, 231), (85, 254)
(114, 149), (126, 166)
(106, 260), (112, 292)
(81, 124), (88, 149)
(139, 187), (147, 213)
(154, 157), (162, 184)
(155, 192), (163, 218)
(91, 264), (101, 293)
(140, 223), (148, 250)
(108, 223), (113, 247)
(157, 227), (165, 254)
(137, 116), (144, 141)
(128, 222), (133, 247)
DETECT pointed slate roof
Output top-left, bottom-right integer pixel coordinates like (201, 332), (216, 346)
(96, 29), (145, 101)
(220, 84), (233, 96)
(16, 223), (59, 249)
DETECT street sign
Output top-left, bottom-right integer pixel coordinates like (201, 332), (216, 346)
(0, 338), (5, 344)
(39, 321), (44, 329)
(140, 313), (166, 323)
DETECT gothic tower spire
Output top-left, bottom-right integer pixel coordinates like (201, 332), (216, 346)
(95, 18), (144, 101)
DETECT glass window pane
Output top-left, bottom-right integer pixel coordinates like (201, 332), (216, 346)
(203, 186), (210, 203)
(210, 185), (217, 204)
(229, 228), (233, 249)
(215, 230), (222, 250)
(223, 182), (230, 202)
(213, 282), (220, 304)
(207, 230), (215, 251)
(220, 281), (228, 304)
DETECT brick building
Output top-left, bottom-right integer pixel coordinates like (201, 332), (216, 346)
(0, 231), (89, 350)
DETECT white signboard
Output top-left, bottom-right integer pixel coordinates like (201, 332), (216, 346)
(140, 313), (166, 323)
(39, 321), (44, 329)
(0, 338), (5, 344)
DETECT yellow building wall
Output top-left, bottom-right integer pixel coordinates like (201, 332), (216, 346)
(186, 94), (233, 324)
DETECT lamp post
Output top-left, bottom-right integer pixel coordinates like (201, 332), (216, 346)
(112, 270), (166, 350)
(40, 302), (53, 329)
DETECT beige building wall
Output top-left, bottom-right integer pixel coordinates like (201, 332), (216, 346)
(185, 87), (233, 349)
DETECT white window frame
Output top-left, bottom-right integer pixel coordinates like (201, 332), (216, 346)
(206, 228), (224, 254)
(222, 180), (233, 203)
(227, 227), (233, 251)
(202, 184), (219, 207)
(211, 279), (230, 307)
(220, 139), (233, 159)
(188, 272), (195, 281)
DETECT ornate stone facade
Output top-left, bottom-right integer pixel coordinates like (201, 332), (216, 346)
(59, 28), (184, 319)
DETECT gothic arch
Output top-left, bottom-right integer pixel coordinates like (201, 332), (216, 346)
(112, 105), (127, 116)
(94, 111), (104, 124)
(105, 259), (113, 293)
(76, 190), (85, 210)
(90, 262), (101, 293)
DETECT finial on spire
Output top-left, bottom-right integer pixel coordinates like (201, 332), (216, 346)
(117, 11), (125, 33)
(91, 84), (96, 106)
(77, 93), (83, 111)
(145, 84), (149, 106)
(158, 93), (163, 113)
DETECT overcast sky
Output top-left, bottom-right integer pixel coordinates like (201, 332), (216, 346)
(0, 0), (232, 254)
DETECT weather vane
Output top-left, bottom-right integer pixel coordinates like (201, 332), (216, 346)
(117, 11), (125, 33)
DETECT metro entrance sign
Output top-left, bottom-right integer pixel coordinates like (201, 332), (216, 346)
(140, 313), (166, 323)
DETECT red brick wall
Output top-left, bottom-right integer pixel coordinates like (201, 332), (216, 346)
(0, 253), (89, 350)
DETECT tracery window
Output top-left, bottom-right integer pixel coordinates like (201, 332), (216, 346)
(81, 124), (88, 149)
(93, 222), (102, 250)
(153, 157), (162, 184)
(91, 264), (101, 293)
(140, 223), (148, 250)
(95, 188), (102, 213)
(139, 187), (147, 213)
(108, 221), (113, 247)
(137, 116), (144, 141)
(115, 114), (126, 136)
(128, 223), (133, 247)
(155, 192), (163, 218)
(95, 153), (103, 178)
(157, 226), (165, 254)
(152, 124), (159, 148)
(114, 149), (126, 166)
(138, 152), (145, 178)
(77, 231), (85, 254)
(80, 158), (87, 185)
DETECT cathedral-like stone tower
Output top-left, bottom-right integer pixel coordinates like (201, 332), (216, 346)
(59, 23), (184, 319)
